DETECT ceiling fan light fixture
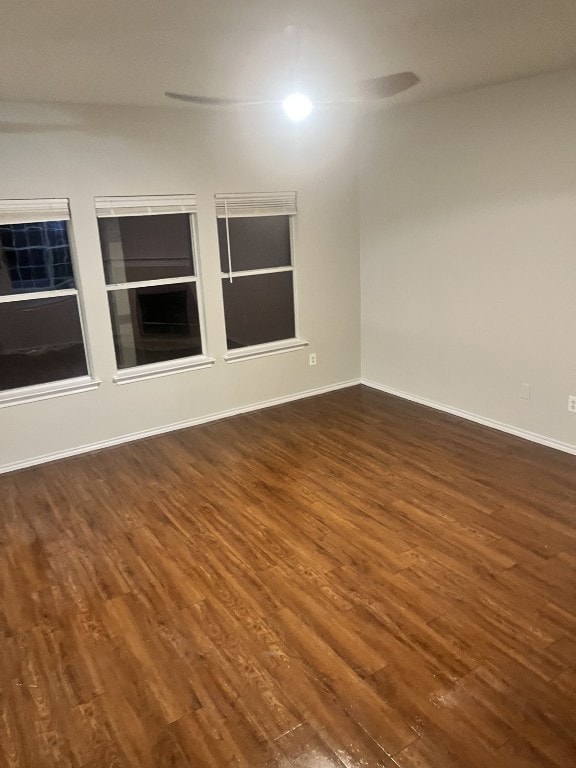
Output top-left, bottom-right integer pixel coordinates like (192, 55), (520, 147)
(282, 93), (313, 122)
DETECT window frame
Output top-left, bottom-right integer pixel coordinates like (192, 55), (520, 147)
(0, 200), (99, 408)
(216, 192), (307, 362)
(94, 195), (214, 383)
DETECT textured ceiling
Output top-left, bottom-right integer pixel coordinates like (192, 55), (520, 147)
(1, 0), (576, 108)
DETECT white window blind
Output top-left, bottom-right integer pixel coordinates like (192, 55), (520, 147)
(0, 198), (70, 225)
(95, 194), (197, 218)
(215, 192), (297, 218)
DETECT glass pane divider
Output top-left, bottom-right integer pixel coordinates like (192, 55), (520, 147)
(0, 288), (78, 304)
(105, 275), (197, 291)
(220, 266), (293, 279)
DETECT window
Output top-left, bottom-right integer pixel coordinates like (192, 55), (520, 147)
(216, 192), (306, 360)
(0, 199), (93, 404)
(95, 195), (212, 382)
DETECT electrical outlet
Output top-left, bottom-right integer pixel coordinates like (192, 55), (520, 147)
(309, 353), (317, 367)
(569, 396), (576, 413)
(520, 383), (531, 400)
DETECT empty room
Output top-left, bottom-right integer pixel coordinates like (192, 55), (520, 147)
(1, 1), (576, 766)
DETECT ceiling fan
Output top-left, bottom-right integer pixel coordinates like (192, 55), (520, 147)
(165, 25), (419, 122)
(165, 71), (420, 121)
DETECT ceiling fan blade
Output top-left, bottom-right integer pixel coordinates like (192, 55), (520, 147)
(315, 71), (420, 106)
(165, 70), (419, 111)
(165, 91), (277, 107)
(357, 71), (420, 99)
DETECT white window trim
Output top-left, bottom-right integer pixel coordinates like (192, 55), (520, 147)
(218, 202), (307, 357)
(215, 191), (297, 218)
(0, 204), (96, 401)
(94, 194), (197, 218)
(224, 338), (308, 363)
(113, 355), (215, 384)
(0, 375), (101, 408)
(0, 198), (70, 225)
(95, 196), (210, 380)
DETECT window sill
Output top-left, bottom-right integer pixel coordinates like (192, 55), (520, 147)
(0, 376), (101, 408)
(113, 355), (215, 385)
(224, 338), (309, 363)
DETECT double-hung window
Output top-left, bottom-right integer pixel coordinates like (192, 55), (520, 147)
(95, 195), (211, 383)
(216, 192), (306, 361)
(0, 198), (94, 405)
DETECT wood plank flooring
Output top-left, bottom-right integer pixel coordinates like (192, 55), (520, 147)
(1, 384), (576, 767)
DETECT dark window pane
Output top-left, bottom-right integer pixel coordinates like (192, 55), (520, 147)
(0, 221), (74, 295)
(98, 214), (194, 284)
(222, 272), (295, 348)
(0, 297), (87, 390)
(217, 216), (291, 272)
(108, 283), (202, 368)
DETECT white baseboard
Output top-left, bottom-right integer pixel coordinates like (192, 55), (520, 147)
(1, 379), (361, 475)
(362, 379), (576, 457)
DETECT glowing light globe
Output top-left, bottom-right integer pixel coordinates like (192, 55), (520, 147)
(282, 93), (313, 122)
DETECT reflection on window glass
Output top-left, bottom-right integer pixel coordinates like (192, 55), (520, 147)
(0, 296), (88, 390)
(222, 272), (295, 348)
(108, 283), (202, 368)
(0, 221), (74, 295)
(98, 214), (195, 284)
(218, 216), (291, 272)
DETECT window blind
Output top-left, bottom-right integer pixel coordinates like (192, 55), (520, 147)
(215, 192), (297, 218)
(95, 194), (197, 218)
(0, 198), (70, 225)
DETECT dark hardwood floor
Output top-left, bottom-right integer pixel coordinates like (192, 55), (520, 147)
(1, 384), (576, 767)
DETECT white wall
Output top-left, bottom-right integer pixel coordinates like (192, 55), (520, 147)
(0, 101), (360, 470)
(361, 67), (576, 451)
